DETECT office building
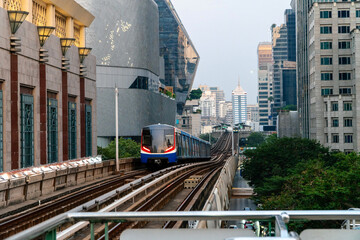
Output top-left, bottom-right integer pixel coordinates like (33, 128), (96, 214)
(232, 83), (247, 125)
(307, 1), (360, 152)
(199, 85), (225, 119)
(257, 43), (274, 126)
(76, 0), (177, 146)
(247, 104), (259, 123)
(0, 0), (96, 171)
(200, 91), (216, 118)
(154, 0), (200, 115)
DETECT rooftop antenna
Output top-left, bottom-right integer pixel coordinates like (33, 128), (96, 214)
(238, 76), (240, 87)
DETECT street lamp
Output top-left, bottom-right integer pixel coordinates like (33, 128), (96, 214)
(8, 10), (29, 53)
(37, 26), (55, 63)
(78, 47), (92, 77)
(60, 38), (75, 71)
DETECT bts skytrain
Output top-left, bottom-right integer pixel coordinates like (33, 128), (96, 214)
(141, 124), (211, 166)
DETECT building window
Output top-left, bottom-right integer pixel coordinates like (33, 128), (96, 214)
(320, 26), (332, 34)
(339, 57), (351, 65)
(321, 72), (333, 81)
(320, 11), (332, 18)
(344, 149), (353, 155)
(321, 41), (332, 49)
(325, 117), (328, 127)
(344, 134), (353, 143)
(332, 118), (339, 127)
(47, 98), (58, 163)
(357, 10), (360, 18)
(85, 104), (92, 157)
(339, 41), (351, 49)
(338, 26), (350, 33)
(21, 94), (34, 168)
(344, 118), (352, 127)
(68, 102), (77, 160)
(0, 90), (2, 172)
(325, 133), (328, 143)
(344, 102), (352, 111)
(332, 134), (339, 143)
(324, 102), (328, 112)
(331, 102), (338, 111)
(321, 57), (332, 65)
(338, 10), (350, 18)
(321, 88), (333, 96)
(339, 87), (352, 95)
(339, 72), (351, 80)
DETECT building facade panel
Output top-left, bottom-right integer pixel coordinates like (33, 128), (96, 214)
(0, 1), (96, 171)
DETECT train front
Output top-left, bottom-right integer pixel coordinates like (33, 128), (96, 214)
(141, 124), (176, 166)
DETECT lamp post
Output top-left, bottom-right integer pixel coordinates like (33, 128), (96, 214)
(7, 10), (28, 170)
(78, 47), (92, 158)
(115, 88), (119, 172)
(59, 38), (75, 161)
(60, 38), (75, 70)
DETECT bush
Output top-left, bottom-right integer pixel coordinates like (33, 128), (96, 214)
(98, 138), (140, 160)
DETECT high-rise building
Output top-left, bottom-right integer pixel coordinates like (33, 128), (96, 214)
(306, 1), (360, 152)
(199, 91), (216, 118)
(232, 83), (248, 125)
(297, 0), (313, 138)
(247, 104), (259, 123)
(198, 85), (225, 119)
(154, 0), (200, 115)
(257, 43), (274, 126)
(271, 6), (297, 126)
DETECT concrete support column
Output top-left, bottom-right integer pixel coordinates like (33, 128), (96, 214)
(62, 71), (68, 161)
(80, 77), (85, 157)
(39, 63), (47, 165)
(66, 17), (74, 38)
(21, 0), (33, 22)
(46, 4), (55, 28)
(11, 54), (19, 170)
(0, 0), (3, 9)
(80, 26), (86, 47)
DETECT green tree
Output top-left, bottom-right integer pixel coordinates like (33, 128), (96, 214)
(246, 132), (266, 147)
(97, 138), (140, 160)
(188, 88), (202, 100)
(281, 105), (297, 111)
(242, 137), (329, 198)
(199, 133), (217, 143)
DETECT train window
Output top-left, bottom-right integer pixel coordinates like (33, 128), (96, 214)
(142, 126), (174, 153)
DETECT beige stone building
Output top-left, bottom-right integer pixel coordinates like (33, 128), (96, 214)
(0, 0), (96, 171)
(308, 1), (360, 152)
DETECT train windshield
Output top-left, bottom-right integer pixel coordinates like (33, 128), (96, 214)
(142, 126), (174, 153)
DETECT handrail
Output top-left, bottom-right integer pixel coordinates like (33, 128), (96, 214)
(7, 210), (360, 240)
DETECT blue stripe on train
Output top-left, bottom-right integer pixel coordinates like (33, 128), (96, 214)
(141, 152), (177, 164)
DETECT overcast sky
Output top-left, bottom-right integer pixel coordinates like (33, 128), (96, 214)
(171, 0), (292, 104)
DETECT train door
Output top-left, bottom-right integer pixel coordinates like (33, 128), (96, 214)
(176, 133), (181, 156)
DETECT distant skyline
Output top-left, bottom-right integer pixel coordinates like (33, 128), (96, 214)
(171, 0), (292, 104)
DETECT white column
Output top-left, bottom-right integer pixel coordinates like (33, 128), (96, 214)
(46, 4), (55, 28)
(0, 0), (3, 9)
(66, 17), (74, 38)
(21, 0), (33, 22)
(80, 26), (86, 47)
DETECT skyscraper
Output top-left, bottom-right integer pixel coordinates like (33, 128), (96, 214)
(154, 0), (200, 115)
(232, 82), (248, 125)
(199, 85), (225, 119)
(257, 43), (273, 126)
(306, 1), (360, 152)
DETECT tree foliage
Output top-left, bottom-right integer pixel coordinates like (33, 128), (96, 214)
(188, 88), (202, 100)
(242, 137), (329, 198)
(97, 138), (140, 160)
(281, 105), (297, 111)
(246, 132), (266, 147)
(199, 133), (217, 144)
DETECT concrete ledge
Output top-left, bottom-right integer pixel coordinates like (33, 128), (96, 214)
(0, 158), (138, 208)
